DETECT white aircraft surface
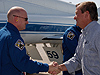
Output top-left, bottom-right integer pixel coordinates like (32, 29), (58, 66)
(0, 0), (100, 75)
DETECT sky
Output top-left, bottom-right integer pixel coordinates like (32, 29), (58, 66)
(60, 0), (100, 8)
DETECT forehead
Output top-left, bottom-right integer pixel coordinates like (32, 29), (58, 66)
(75, 6), (81, 13)
(20, 10), (27, 17)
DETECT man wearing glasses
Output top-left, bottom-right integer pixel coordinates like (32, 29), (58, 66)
(0, 6), (60, 75)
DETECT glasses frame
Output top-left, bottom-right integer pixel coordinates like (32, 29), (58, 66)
(13, 15), (28, 21)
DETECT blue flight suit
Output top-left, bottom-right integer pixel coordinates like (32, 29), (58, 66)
(62, 25), (82, 75)
(0, 22), (49, 75)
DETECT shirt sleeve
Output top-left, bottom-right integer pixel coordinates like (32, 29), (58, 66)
(7, 36), (49, 74)
(63, 53), (81, 73)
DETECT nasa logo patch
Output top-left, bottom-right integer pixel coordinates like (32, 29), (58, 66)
(67, 31), (75, 40)
(15, 39), (25, 50)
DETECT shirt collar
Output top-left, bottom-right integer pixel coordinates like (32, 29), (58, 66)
(81, 21), (97, 33)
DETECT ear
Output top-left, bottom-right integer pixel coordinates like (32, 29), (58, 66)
(84, 11), (90, 18)
(14, 16), (18, 23)
(16, 20), (18, 22)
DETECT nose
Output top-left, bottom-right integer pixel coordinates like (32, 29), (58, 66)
(26, 20), (29, 24)
(74, 16), (76, 20)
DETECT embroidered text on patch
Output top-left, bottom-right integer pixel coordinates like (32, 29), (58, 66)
(67, 31), (75, 40)
(15, 39), (25, 50)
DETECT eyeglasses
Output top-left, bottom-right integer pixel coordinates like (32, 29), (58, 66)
(13, 15), (28, 21)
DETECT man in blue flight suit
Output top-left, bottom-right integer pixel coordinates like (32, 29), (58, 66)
(0, 6), (60, 75)
(62, 25), (82, 75)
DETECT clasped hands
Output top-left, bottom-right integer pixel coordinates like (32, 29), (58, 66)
(48, 61), (62, 75)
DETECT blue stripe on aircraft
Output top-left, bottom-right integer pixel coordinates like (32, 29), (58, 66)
(24, 24), (71, 32)
(0, 22), (74, 32)
(20, 32), (63, 34)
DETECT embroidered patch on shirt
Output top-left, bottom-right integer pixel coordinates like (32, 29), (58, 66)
(15, 39), (25, 50)
(67, 31), (75, 40)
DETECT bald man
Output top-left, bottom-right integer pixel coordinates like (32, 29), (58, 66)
(0, 6), (60, 75)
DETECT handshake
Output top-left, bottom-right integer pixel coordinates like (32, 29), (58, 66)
(48, 61), (67, 75)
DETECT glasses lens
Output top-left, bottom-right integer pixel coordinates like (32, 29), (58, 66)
(25, 18), (28, 21)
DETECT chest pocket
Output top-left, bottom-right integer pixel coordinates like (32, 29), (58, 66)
(83, 39), (97, 57)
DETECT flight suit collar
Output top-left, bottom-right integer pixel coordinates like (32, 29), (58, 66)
(6, 22), (20, 35)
